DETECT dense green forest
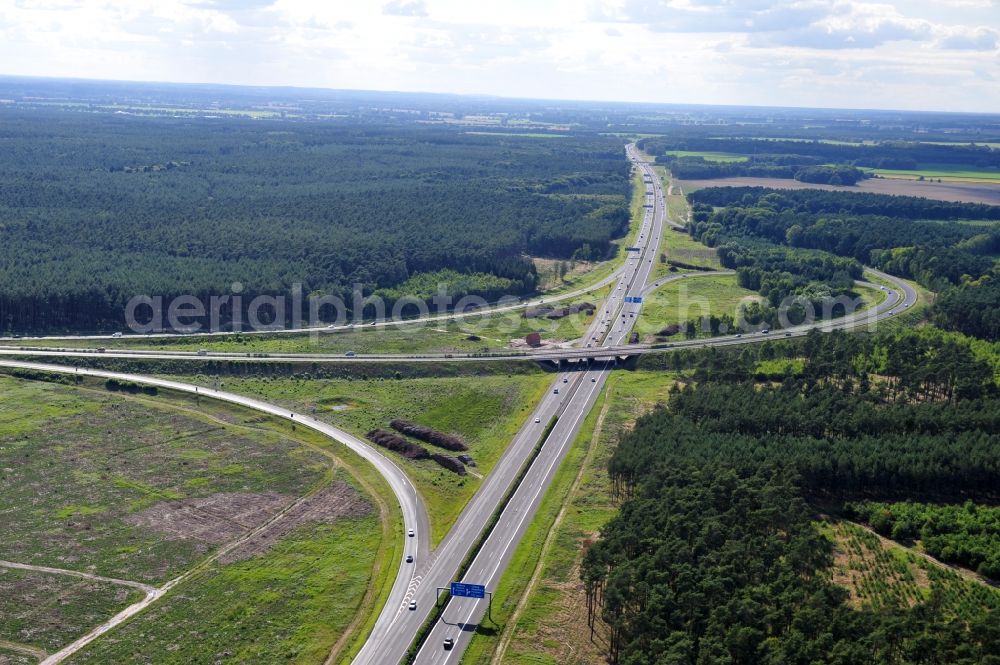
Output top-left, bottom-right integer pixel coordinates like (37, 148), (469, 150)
(848, 501), (1000, 580)
(640, 134), (1000, 186)
(583, 328), (1000, 664)
(639, 136), (1000, 170)
(687, 187), (1000, 220)
(687, 187), (1000, 339)
(656, 154), (866, 185)
(0, 110), (629, 332)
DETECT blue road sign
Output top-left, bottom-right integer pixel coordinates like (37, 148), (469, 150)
(623, 296), (644, 304)
(450, 582), (486, 599)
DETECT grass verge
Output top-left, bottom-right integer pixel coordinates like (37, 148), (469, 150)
(462, 370), (678, 664)
(167, 372), (553, 547)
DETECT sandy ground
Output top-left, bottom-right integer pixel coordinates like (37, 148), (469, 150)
(678, 176), (1000, 206)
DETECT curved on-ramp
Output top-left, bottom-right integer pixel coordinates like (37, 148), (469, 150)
(0, 359), (428, 665)
(0, 145), (921, 665)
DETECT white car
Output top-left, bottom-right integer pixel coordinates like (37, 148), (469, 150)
(409, 601), (417, 610)
(534, 417), (541, 423)
(408, 529), (415, 537)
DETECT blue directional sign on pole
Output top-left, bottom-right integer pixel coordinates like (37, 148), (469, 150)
(450, 582), (486, 599)
(623, 296), (644, 304)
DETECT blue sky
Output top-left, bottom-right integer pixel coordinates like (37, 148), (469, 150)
(0, 0), (997, 112)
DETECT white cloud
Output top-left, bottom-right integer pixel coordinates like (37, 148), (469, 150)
(382, 0), (428, 18)
(592, 0), (836, 34)
(931, 0), (994, 7)
(937, 25), (998, 49)
(0, 0), (996, 112)
(755, 3), (934, 49)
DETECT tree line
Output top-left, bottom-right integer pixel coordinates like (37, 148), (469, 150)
(847, 500), (1000, 580)
(582, 327), (1000, 664)
(638, 136), (1000, 170)
(687, 187), (1000, 339)
(657, 154), (866, 185)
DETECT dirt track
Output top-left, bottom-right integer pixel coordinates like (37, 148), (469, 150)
(678, 176), (1000, 205)
(0, 637), (49, 661)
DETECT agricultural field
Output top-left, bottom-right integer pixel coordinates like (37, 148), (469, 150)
(865, 164), (1000, 183)
(177, 371), (554, 545)
(462, 369), (678, 665)
(676, 175), (1000, 205)
(663, 150), (748, 163)
(0, 372), (390, 663)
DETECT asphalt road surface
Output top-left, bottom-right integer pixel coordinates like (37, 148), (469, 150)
(407, 144), (669, 664)
(0, 146), (920, 665)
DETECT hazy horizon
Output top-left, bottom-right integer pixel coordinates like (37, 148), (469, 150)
(0, 1), (997, 114)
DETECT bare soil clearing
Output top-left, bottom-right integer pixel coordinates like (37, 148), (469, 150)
(220, 482), (372, 563)
(0, 375), (331, 583)
(678, 176), (1000, 205)
(125, 492), (290, 546)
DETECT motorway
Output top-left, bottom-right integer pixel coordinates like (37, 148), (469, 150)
(393, 151), (914, 665)
(405, 143), (668, 664)
(0, 145), (669, 665)
(0, 146), (919, 665)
